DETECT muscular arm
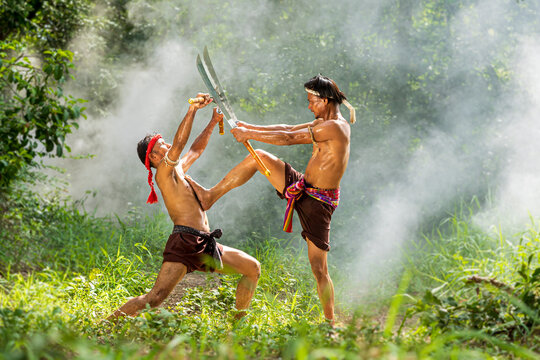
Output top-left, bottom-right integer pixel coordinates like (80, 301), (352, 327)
(181, 108), (222, 172)
(161, 93), (212, 176)
(232, 118), (326, 146)
(167, 107), (198, 161)
(237, 127), (313, 146)
(237, 121), (314, 132)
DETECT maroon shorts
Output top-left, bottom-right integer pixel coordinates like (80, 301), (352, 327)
(277, 163), (335, 251)
(163, 231), (224, 273)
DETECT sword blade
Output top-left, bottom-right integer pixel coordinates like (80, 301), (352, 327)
(202, 47), (237, 121)
(196, 49), (272, 177)
(196, 54), (237, 129)
(202, 47), (227, 98)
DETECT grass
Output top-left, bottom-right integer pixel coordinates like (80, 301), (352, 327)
(0, 191), (539, 359)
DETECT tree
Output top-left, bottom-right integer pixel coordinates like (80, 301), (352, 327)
(0, 0), (90, 49)
(0, 0), (90, 196)
(0, 41), (86, 194)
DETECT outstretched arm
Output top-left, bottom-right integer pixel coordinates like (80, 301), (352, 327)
(231, 118), (325, 146)
(236, 121), (313, 132)
(181, 108), (223, 172)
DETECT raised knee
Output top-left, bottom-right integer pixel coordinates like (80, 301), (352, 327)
(244, 149), (272, 169)
(254, 149), (271, 161)
(254, 149), (266, 156)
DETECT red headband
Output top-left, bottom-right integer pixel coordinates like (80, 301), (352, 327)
(145, 134), (162, 204)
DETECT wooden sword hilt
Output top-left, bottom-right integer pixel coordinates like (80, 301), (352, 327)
(188, 98), (225, 135)
(188, 97), (205, 104)
(243, 140), (271, 177)
(218, 120), (224, 135)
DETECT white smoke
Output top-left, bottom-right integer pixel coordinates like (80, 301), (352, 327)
(342, 1), (540, 291)
(46, 0), (540, 301)
(57, 39), (200, 214)
(474, 37), (540, 230)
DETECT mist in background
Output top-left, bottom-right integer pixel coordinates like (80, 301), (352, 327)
(50, 0), (540, 299)
(59, 39), (200, 214)
(474, 37), (540, 230)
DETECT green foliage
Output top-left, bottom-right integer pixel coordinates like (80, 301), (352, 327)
(403, 207), (540, 353)
(0, 0), (89, 195)
(0, 0), (90, 49)
(1, 191), (540, 358)
(412, 263), (539, 344)
(0, 41), (86, 194)
(0, 171), (162, 275)
(0, 0), (33, 40)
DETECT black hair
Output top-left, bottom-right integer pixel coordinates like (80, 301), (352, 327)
(304, 74), (347, 104)
(137, 134), (155, 167)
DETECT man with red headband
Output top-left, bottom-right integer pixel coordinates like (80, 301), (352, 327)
(186, 76), (354, 325)
(108, 93), (260, 320)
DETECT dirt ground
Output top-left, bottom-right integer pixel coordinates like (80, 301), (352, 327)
(159, 272), (221, 309)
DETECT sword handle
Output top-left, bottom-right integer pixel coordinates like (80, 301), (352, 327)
(218, 119), (224, 135)
(188, 97), (205, 104)
(243, 141), (271, 177)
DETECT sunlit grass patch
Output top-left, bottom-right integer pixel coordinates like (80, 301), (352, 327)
(402, 206), (540, 356)
(1, 197), (539, 358)
(0, 216), (343, 358)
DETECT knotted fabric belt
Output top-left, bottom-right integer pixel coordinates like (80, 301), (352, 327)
(282, 176), (340, 233)
(172, 225), (223, 269)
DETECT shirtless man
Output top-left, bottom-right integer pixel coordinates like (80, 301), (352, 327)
(187, 76), (353, 324)
(108, 93), (260, 320)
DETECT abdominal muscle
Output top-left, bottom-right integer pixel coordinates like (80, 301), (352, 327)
(304, 142), (349, 189)
(160, 178), (210, 231)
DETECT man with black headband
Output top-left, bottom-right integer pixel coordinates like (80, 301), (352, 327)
(107, 93), (260, 320)
(186, 76), (354, 325)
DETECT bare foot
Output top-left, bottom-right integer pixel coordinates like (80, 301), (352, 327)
(185, 175), (214, 210)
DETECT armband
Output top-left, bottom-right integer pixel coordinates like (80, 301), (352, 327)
(164, 152), (180, 167)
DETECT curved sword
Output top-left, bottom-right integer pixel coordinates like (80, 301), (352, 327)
(196, 51), (271, 177)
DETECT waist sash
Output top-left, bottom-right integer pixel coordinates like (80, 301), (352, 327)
(172, 225), (223, 269)
(282, 177), (340, 233)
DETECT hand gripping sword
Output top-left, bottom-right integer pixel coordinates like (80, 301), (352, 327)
(196, 47), (271, 177)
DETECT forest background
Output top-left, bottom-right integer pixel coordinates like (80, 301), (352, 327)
(1, 0), (539, 358)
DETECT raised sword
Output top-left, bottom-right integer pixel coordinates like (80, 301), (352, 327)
(195, 48), (271, 177)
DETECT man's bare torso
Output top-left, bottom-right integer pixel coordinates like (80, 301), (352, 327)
(155, 164), (209, 231)
(304, 117), (351, 189)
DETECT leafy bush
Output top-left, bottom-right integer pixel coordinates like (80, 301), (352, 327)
(0, 41), (86, 194)
(405, 211), (540, 353)
(0, 0), (90, 49)
(0, 167), (164, 275)
(412, 261), (539, 344)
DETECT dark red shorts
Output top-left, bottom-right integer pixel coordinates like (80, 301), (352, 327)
(277, 163), (334, 251)
(163, 231), (224, 273)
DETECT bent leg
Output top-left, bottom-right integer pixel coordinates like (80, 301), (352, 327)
(307, 238), (334, 323)
(187, 150), (286, 210)
(107, 262), (187, 320)
(215, 245), (261, 311)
